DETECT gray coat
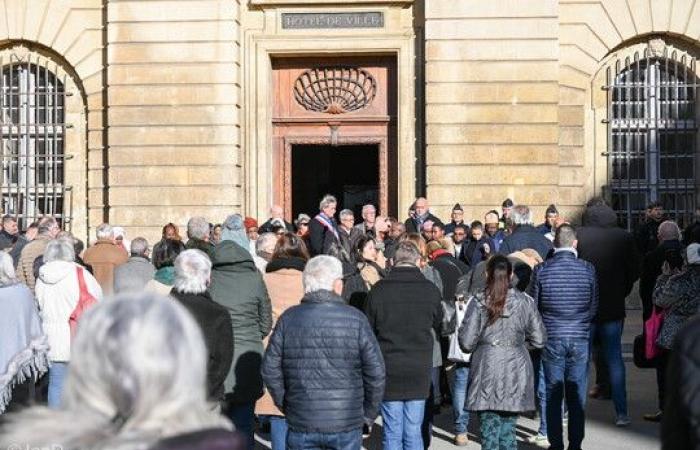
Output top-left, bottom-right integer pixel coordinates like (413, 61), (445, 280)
(113, 256), (155, 294)
(458, 289), (546, 413)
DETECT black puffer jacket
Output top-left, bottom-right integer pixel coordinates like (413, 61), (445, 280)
(262, 289), (385, 433)
(662, 315), (700, 450)
(576, 204), (640, 323)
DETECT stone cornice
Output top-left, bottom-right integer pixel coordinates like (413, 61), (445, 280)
(250, 0), (413, 6)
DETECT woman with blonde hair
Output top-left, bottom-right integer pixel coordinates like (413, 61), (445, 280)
(0, 293), (242, 450)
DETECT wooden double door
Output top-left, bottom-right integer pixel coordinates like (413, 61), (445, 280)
(272, 56), (397, 220)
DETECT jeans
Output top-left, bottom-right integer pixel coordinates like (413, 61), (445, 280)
(227, 402), (255, 450)
(381, 400), (425, 450)
(478, 411), (517, 450)
(590, 320), (628, 417)
(287, 428), (362, 450)
(542, 338), (590, 450)
(532, 351), (547, 436)
(260, 415), (288, 450)
(47, 362), (68, 409)
(451, 363), (471, 433)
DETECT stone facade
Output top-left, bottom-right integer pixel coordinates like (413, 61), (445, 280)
(0, 0), (698, 243)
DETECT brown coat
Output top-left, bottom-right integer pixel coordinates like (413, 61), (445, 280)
(82, 240), (128, 296)
(255, 258), (305, 416)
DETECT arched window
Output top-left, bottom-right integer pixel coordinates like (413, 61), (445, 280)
(605, 50), (698, 230)
(0, 56), (69, 228)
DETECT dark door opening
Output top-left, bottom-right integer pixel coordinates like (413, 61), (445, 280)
(292, 144), (379, 220)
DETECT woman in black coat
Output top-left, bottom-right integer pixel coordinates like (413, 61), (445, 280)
(171, 249), (234, 402)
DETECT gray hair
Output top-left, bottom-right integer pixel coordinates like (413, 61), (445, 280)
(44, 238), (75, 263)
(554, 224), (577, 248)
(512, 205), (533, 226)
(130, 237), (149, 257)
(187, 216), (210, 240)
(394, 241), (422, 267)
(362, 204), (376, 215)
(37, 216), (58, 236)
(256, 232), (278, 257)
(303, 255), (342, 293)
(95, 223), (114, 240)
(0, 252), (18, 286)
(173, 250), (211, 294)
(319, 194), (337, 211)
(339, 209), (354, 220)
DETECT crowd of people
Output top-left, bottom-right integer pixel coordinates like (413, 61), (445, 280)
(0, 195), (699, 450)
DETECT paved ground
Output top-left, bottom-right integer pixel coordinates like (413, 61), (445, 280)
(255, 298), (662, 450)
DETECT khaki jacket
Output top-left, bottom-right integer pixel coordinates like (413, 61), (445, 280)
(17, 236), (50, 292)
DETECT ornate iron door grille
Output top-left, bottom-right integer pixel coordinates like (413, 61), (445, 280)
(603, 48), (698, 231)
(0, 54), (72, 230)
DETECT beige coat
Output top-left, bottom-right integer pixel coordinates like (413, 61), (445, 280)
(255, 265), (304, 416)
(82, 240), (128, 296)
(17, 236), (50, 292)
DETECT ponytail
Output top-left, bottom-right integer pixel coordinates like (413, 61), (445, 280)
(484, 255), (512, 325)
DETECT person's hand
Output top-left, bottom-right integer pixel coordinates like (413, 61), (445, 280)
(483, 243), (490, 254)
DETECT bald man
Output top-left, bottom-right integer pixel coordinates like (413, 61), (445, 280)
(259, 205), (294, 234)
(404, 197), (443, 234)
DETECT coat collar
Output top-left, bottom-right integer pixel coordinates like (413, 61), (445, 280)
(386, 265), (423, 281)
(266, 256), (306, 273)
(301, 289), (345, 305)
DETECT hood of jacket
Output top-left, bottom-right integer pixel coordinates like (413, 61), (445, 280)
(582, 204), (618, 228)
(38, 261), (76, 285)
(212, 240), (258, 273)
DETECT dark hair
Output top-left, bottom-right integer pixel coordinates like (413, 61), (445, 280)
(270, 224), (286, 235)
(647, 201), (663, 210)
(272, 232), (309, 261)
(485, 255), (512, 325)
(355, 234), (376, 262)
(74, 238), (85, 255)
(152, 239), (185, 269)
(502, 198), (514, 208)
(454, 224), (468, 233)
(554, 224), (577, 248)
(586, 197), (608, 208)
(664, 248), (684, 271)
(470, 220), (483, 230)
(545, 204), (559, 216)
(432, 222), (445, 231)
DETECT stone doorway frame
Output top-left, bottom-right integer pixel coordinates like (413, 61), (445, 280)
(242, 16), (415, 221)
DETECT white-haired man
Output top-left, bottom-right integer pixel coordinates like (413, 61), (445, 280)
(185, 216), (215, 260)
(114, 237), (155, 294)
(498, 205), (553, 260)
(262, 255), (385, 449)
(405, 197), (443, 234)
(354, 204), (377, 236)
(171, 249), (233, 402)
(259, 205), (294, 234)
(82, 223), (129, 296)
(308, 194), (339, 256)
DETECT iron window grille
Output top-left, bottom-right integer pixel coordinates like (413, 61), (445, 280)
(0, 54), (72, 230)
(603, 47), (698, 231)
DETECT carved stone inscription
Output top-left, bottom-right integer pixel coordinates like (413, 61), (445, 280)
(281, 12), (384, 29)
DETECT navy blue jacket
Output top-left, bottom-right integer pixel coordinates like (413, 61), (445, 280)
(528, 250), (598, 340)
(261, 290), (385, 433)
(499, 224), (553, 260)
